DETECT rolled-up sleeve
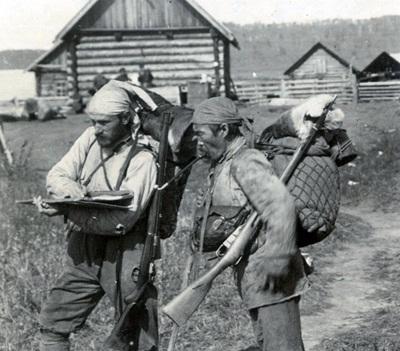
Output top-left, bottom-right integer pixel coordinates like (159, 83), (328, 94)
(231, 149), (297, 257)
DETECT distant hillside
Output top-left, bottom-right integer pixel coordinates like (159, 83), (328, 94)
(2, 16), (400, 78)
(0, 50), (45, 70)
(228, 15), (400, 79)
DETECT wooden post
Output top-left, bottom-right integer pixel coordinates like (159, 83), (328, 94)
(66, 35), (80, 112)
(211, 29), (221, 96)
(223, 40), (231, 98)
(35, 70), (42, 97)
(352, 75), (359, 104)
(0, 121), (13, 166)
(349, 57), (359, 104)
(280, 79), (287, 98)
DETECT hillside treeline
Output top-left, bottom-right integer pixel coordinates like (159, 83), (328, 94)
(229, 16), (400, 78)
(0, 50), (45, 70)
(1, 16), (400, 78)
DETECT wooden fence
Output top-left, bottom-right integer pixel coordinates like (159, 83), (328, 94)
(234, 77), (356, 105)
(234, 79), (281, 105)
(282, 78), (355, 103)
(358, 80), (400, 102)
(235, 78), (400, 105)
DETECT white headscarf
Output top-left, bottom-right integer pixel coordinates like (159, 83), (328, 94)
(86, 80), (159, 145)
(86, 79), (158, 117)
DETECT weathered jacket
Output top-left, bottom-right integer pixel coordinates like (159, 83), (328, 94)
(210, 136), (309, 309)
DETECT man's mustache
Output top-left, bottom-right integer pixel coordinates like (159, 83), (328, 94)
(196, 144), (207, 157)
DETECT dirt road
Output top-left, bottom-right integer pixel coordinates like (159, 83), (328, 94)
(302, 206), (400, 350)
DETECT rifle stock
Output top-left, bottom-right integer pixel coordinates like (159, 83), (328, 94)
(163, 214), (259, 326)
(162, 95), (337, 327)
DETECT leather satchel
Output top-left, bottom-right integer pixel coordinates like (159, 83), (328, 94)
(192, 205), (250, 252)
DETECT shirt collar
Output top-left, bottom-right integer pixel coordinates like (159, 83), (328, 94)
(216, 136), (246, 165)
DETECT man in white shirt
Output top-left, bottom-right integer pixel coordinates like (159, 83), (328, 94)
(36, 80), (159, 351)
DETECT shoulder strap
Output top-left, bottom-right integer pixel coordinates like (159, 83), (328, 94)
(115, 143), (152, 190)
(78, 138), (97, 183)
(229, 145), (252, 211)
(82, 148), (115, 187)
(197, 167), (215, 256)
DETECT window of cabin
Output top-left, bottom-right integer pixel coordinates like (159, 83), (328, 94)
(56, 81), (67, 96)
(315, 57), (327, 74)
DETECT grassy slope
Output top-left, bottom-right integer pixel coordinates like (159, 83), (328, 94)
(1, 100), (400, 350)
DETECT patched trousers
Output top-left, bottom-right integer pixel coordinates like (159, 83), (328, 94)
(250, 297), (305, 351)
(39, 230), (158, 351)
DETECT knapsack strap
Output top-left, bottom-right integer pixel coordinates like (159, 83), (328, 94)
(115, 139), (144, 190)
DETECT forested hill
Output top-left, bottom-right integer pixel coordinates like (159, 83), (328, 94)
(2, 16), (400, 78)
(228, 15), (400, 78)
(0, 50), (45, 70)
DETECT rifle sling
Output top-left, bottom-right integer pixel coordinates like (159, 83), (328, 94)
(198, 168), (215, 256)
(118, 113), (171, 316)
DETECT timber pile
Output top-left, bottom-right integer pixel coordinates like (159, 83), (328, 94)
(358, 80), (400, 102)
(0, 98), (68, 122)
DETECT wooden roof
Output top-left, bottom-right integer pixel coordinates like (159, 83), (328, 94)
(27, 40), (65, 71)
(362, 51), (400, 73)
(28, 0), (238, 71)
(55, 0), (238, 46)
(284, 42), (359, 75)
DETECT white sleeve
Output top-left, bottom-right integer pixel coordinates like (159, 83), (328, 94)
(66, 150), (157, 235)
(46, 127), (96, 198)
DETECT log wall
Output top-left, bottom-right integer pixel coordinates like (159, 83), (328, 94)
(71, 33), (226, 99)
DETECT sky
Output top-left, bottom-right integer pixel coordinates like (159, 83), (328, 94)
(1, 0), (400, 50)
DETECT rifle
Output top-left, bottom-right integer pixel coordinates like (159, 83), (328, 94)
(105, 112), (172, 349)
(162, 96), (337, 328)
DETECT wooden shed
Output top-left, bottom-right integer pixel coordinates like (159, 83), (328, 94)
(361, 52), (400, 81)
(284, 42), (359, 80)
(27, 0), (239, 104)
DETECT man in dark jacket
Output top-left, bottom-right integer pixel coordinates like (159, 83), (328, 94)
(192, 97), (309, 351)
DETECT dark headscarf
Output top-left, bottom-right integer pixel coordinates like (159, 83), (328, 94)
(192, 97), (242, 125)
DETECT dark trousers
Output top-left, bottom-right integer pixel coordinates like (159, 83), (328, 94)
(39, 231), (157, 351)
(250, 297), (305, 351)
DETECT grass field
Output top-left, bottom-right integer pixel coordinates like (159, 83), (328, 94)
(1, 100), (400, 350)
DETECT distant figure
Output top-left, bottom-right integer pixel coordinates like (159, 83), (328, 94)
(88, 70), (109, 96)
(138, 64), (154, 88)
(114, 67), (131, 82)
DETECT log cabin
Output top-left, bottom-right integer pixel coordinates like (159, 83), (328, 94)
(360, 52), (400, 81)
(27, 0), (239, 105)
(284, 42), (358, 80)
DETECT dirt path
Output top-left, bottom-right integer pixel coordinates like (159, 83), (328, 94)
(301, 207), (400, 350)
